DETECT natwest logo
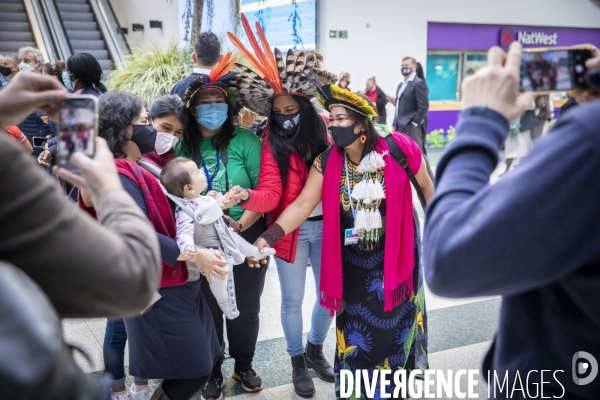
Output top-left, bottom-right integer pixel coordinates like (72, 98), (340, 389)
(518, 31), (558, 46)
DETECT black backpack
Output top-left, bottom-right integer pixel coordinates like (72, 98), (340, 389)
(0, 261), (110, 400)
(320, 135), (427, 207)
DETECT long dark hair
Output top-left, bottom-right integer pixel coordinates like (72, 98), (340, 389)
(267, 95), (329, 186)
(149, 94), (189, 128)
(181, 84), (236, 160)
(416, 62), (425, 81)
(67, 53), (107, 93)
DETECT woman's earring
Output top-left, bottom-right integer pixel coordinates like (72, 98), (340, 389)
(360, 133), (367, 144)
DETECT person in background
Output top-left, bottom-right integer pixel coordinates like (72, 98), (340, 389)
(171, 31), (221, 98)
(15, 47), (54, 159)
(1, 70), (161, 320)
(4, 125), (33, 154)
(363, 76), (388, 124)
(0, 54), (19, 88)
(424, 42), (600, 400)
(388, 56), (433, 177)
(79, 91), (221, 400)
(42, 61), (67, 88)
(142, 94), (188, 168)
(415, 62), (429, 135)
(65, 53), (107, 96)
(338, 71), (351, 90)
(17, 46), (44, 73)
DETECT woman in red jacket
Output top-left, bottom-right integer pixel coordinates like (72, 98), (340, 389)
(226, 18), (338, 397)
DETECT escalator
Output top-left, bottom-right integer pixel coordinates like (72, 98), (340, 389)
(55, 0), (113, 76)
(0, 0), (36, 56)
(0, 0), (129, 77)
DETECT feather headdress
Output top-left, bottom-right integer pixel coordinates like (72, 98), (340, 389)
(226, 14), (337, 116)
(304, 69), (377, 118)
(184, 52), (239, 108)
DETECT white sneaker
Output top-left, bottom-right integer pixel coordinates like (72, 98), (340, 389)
(111, 391), (132, 400)
(129, 385), (154, 400)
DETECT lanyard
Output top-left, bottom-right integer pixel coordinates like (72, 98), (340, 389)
(344, 153), (357, 219)
(201, 150), (220, 191)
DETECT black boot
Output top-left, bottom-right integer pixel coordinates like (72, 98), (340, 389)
(305, 341), (335, 382)
(291, 354), (315, 397)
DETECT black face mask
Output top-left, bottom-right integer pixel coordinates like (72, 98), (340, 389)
(330, 123), (360, 148)
(402, 68), (413, 76)
(274, 111), (301, 137)
(131, 124), (158, 154)
(0, 66), (12, 77)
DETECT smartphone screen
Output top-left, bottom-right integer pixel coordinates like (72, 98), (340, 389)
(520, 48), (593, 92)
(58, 96), (97, 173)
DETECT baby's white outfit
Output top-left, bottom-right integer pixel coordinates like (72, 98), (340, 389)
(175, 195), (274, 319)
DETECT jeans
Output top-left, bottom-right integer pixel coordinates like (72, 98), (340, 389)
(103, 319), (143, 390)
(275, 219), (333, 357)
(203, 217), (269, 374)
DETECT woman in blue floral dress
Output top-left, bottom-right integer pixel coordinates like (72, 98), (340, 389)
(255, 84), (434, 399)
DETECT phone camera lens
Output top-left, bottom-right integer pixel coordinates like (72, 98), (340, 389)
(575, 65), (584, 74)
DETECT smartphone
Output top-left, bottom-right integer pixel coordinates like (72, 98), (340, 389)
(57, 95), (98, 173)
(32, 136), (47, 148)
(520, 46), (594, 93)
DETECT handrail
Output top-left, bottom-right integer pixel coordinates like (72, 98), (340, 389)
(35, 0), (72, 61)
(50, 0), (74, 55)
(90, 0), (131, 68)
(101, 0), (131, 54)
(23, 0), (51, 61)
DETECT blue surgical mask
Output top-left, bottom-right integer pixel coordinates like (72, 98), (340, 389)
(62, 71), (76, 91)
(195, 102), (228, 130)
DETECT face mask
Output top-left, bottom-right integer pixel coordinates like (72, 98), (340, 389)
(62, 71), (77, 91)
(131, 124), (158, 155)
(330, 123), (359, 148)
(366, 85), (373, 92)
(402, 68), (413, 76)
(274, 112), (301, 137)
(18, 62), (35, 72)
(346, 81), (351, 87)
(195, 102), (228, 130)
(155, 131), (179, 155)
(0, 66), (12, 77)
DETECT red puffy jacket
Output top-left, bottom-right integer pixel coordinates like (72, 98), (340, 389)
(240, 136), (308, 263)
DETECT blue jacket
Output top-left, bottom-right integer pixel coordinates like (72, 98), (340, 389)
(424, 103), (600, 399)
(18, 111), (56, 157)
(170, 73), (206, 99)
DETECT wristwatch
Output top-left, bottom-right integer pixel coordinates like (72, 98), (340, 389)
(236, 220), (243, 233)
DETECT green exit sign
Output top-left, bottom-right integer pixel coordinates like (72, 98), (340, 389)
(329, 30), (348, 39)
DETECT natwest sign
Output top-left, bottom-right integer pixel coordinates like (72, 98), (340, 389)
(499, 28), (559, 48)
(517, 31), (558, 46)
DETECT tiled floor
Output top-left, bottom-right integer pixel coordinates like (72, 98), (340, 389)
(63, 152), (509, 399)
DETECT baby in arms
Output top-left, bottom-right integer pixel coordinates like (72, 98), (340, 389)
(159, 157), (274, 319)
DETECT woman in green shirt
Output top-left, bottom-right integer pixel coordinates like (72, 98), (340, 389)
(176, 69), (267, 399)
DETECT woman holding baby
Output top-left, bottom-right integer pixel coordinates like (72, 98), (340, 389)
(174, 56), (268, 398)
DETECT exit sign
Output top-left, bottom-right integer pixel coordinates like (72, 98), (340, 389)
(329, 30), (348, 39)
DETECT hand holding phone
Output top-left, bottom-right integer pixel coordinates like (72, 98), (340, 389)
(57, 96), (98, 174)
(520, 45), (594, 93)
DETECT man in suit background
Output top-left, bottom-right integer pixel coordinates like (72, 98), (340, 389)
(388, 56), (433, 177)
(171, 31), (221, 98)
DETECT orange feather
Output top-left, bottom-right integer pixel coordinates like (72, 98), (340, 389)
(254, 21), (282, 93)
(228, 14), (283, 94)
(208, 52), (237, 82)
(227, 32), (264, 78)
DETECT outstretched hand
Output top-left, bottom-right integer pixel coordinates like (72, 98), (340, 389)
(247, 237), (269, 268)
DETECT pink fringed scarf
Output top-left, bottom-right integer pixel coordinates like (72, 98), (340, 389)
(320, 134), (416, 313)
